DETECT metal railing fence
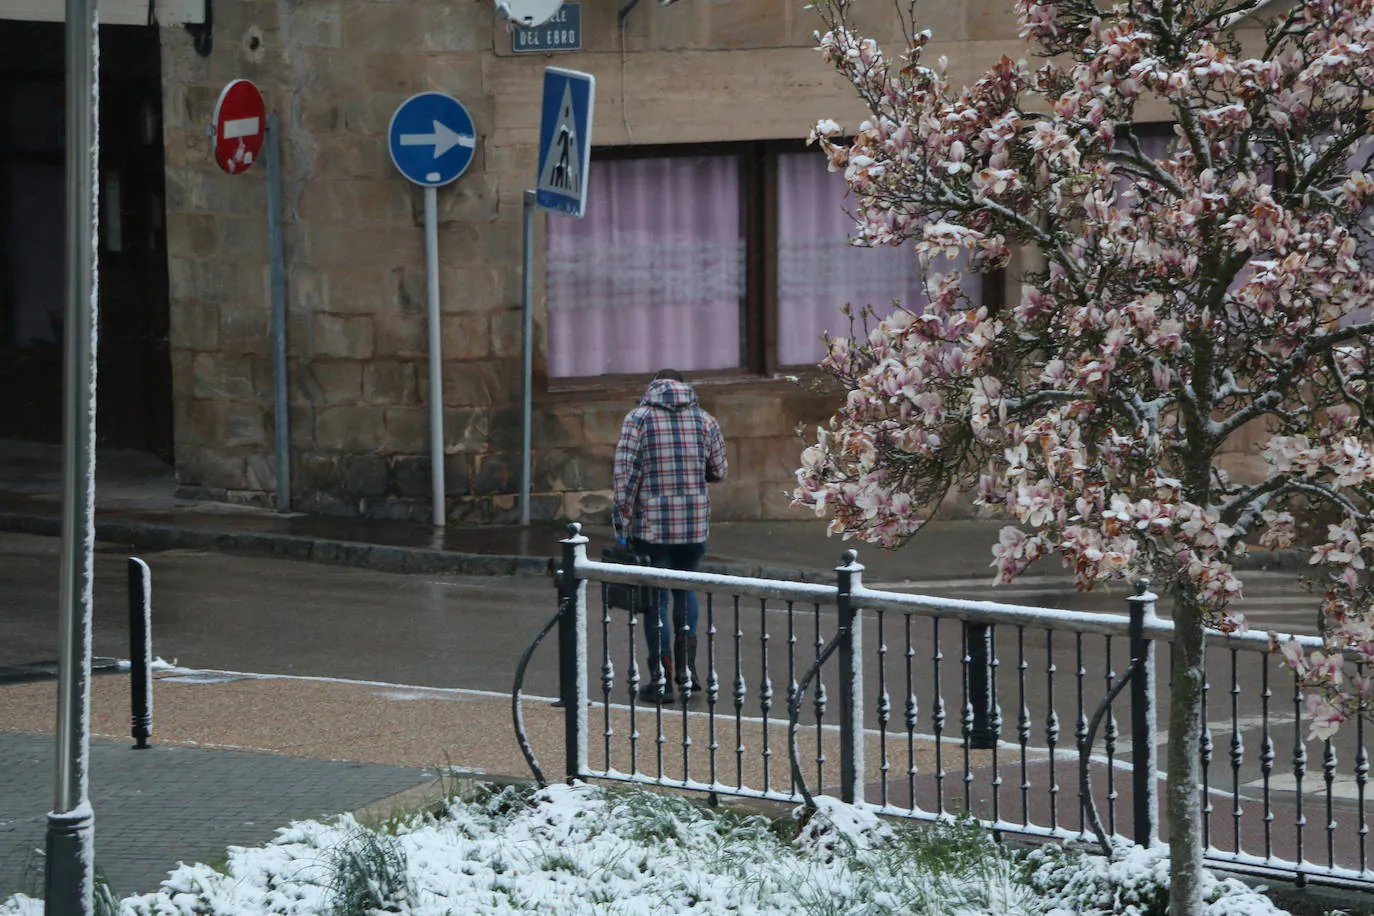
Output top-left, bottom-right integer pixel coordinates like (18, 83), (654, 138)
(513, 524), (1365, 891)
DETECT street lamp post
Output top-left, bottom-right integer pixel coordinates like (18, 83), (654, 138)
(46, 0), (100, 908)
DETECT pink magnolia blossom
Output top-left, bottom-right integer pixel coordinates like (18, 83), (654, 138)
(795, 0), (1374, 743)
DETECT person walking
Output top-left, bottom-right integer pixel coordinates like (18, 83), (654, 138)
(613, 369), (728, 704)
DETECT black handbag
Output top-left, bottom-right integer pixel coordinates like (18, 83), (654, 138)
(601, 543), (655, 614)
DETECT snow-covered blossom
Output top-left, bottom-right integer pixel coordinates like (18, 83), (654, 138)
(796, 0), (1374, 738)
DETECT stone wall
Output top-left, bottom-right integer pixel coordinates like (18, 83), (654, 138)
(157, 0), (1031, 525)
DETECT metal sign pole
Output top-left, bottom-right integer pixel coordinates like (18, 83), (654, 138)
(424, 184), (446, 527)
(47, 0), (99, 906)
(266, 114), (290, 512)
(519, 189), (535, 526)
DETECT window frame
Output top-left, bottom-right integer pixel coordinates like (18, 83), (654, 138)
(546, 139), (1006, 391)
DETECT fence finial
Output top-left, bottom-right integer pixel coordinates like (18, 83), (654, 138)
(842, 548), (858, 566)
(1134, 577), (1151, 596)
(566, 522), (582, 538)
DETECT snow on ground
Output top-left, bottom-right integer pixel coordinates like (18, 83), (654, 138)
(0, 782), (1288, 915)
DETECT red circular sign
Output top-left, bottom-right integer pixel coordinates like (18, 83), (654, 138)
(211, 79), (266, 175)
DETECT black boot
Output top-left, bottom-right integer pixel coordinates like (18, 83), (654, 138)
(638, 654), (676, 704)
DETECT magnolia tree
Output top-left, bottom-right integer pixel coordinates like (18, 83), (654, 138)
(794, 0), (1374, 910)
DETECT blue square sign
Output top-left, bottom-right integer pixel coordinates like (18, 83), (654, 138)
(535, 67), (594, 218)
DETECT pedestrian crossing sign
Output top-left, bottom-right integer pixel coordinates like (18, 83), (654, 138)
(535, 67), (594, 217)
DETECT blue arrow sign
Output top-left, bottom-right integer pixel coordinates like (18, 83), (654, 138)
(536, 67), (595, 217)
(389, 92), (476, 187)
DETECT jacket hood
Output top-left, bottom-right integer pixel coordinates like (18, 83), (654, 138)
(640, 378), (699, 411)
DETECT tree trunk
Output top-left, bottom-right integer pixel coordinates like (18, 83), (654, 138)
(1168, 594), (1207, 916)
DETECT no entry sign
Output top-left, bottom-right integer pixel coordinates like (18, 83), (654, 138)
(211, 79), (266, 175)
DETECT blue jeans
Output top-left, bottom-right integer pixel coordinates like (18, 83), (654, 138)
(634, 540), (706, 657)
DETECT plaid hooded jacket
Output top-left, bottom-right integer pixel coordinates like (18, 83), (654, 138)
(613, 379), (728, 545)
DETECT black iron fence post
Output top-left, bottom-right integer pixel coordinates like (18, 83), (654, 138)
(837, 550), (866, 805)
(1128, 579), (1159, 846)
(128, 557), (152, 750)
(965, 622), (998, 749)
(559, 523), (589, 783)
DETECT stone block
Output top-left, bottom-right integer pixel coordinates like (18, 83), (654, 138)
(710, 479), (764, 521)
(563, 490), (614, 524)
(438, 267), (502, 312)
(289, 404), (316, 448)
(424, 53), (484, 95)
(421, 4), (493, 52)
(175, 396), (227, 447)
(176, 445), (247, 490)
(439, 406), (486, 452)
(491, 306), (521, 358)
(709, 397), (797, 440)
(326, 268), (389, 315)
(735, 435), (806, 480)
(444, 453), (474, 495)
(363, 360), (420, 405)
(217, 216), (267, 260)
(708, 0), (790, 48)
(382, 407), (427, 452)
(489, 406), (584, 450)
(298, 178), (413, 224)
(314, 313), (375, 359)
(167, 212), (219, 257)
(363, 52), (427, 93)
(309, 134), (392, 179)
(192, 353), (261, 400)
(439, 358), (519, 407)
(300, 360), (364, 405)
(222, 403), (271, 447)
(295, 451), (340, 491)
(170, 302), (221, 351)
(441, 313), (491, 360)
(474, 451), (519, 495)
(315, 405), (387, 451)
(389, 454), (431, 498)
(373, 310), (426, 357)
(340, 453), (388, 497)
(244, 451), (279, 492)
(760, 483), (804, 521)
(289, 1), (342, 47)
(579, 403), (630, 445)
(221, 306), (270, 355)
(533, 446), (614, 492)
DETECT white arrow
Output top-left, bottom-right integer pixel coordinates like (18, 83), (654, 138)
(400, 120), (475, 158)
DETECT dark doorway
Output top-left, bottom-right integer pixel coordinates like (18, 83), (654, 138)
(0, 21), (173, 461)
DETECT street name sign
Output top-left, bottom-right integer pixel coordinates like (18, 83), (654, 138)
(211, 79), (266, 175)
(535, 67), (594, 217)
(388, 92), (477, 187)
(512, 1), (580, 53)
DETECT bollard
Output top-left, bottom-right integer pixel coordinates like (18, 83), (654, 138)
(1128, 579), (1159, 847)
(128, 557), (153, 749)
(836, 550), (866, 805)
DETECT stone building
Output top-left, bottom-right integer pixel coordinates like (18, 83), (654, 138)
(0, 0), (1267, 525)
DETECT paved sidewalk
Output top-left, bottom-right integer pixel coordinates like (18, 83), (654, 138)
(0, 731), (438, 898)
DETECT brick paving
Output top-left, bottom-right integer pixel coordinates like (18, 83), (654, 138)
(0, 731), (436, 898)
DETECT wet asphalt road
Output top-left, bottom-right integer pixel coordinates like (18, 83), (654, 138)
(0, 532), (562, 697)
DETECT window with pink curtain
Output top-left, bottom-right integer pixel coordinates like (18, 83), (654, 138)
(776, 152), (976, 366)
(546, 155), (746, 378)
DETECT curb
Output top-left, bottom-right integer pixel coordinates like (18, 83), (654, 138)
(0, 509), (1312, 585)
(0, 510), (830, 583)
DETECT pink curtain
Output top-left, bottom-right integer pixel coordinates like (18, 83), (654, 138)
(547, 156), (745, 378)
(776, 152), (979, 366)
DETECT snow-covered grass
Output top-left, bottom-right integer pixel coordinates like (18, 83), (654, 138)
(0, 781), (1291, 915)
